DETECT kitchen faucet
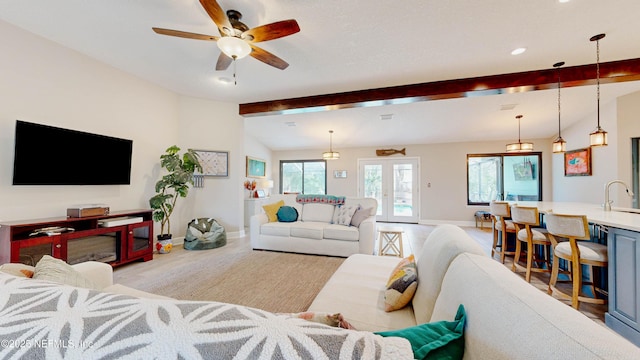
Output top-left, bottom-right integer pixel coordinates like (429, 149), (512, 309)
(604, 180), (634, 211)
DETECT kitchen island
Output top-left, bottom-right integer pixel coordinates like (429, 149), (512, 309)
(513, 201), (640, 346)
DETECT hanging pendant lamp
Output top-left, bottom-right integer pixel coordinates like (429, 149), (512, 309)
(506, 115), (534, 152)
(589, 33), (608, 147)
(552, 61), (567, 153)
(322, 130), (340, 160)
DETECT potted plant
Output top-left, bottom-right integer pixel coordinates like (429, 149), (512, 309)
(149, 145), (202, 253)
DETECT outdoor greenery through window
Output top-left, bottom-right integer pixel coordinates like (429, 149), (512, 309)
(280, 160), (327, 194)
(467, 153), (542, 205)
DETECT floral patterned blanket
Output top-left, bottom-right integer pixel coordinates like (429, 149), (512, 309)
(0, 274), (411, 359)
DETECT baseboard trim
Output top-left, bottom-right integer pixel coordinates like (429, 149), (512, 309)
(418, 219), (477, 227)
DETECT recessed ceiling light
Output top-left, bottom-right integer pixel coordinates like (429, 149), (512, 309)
(217, 77), (232, 84)
(558, 0), (570, 3)
(511, 48), (527, 56)
(380, 114), (394, 121)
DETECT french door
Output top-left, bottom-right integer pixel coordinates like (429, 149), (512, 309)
(358, 158), (419, 223)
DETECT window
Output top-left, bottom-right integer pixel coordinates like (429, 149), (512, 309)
(467, 153), (542, 205)
(280, 160), (327, 194)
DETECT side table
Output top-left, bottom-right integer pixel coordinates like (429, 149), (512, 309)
(377, 226), (404, 257)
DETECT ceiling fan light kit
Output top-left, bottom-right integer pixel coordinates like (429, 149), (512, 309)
(217, 36), (251, 59)
(589, 33), (608, 147)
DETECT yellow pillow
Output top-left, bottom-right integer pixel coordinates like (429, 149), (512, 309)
(384, 254), (418, 312)
(263, 200), (285, 222)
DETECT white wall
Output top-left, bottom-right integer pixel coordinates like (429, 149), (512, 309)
(0, 20), (177, 222)
(274, 138), (553, 224)
(552, 90), (640, 208)
(0, 20), (245, 241)
(176, 96), (245, 236)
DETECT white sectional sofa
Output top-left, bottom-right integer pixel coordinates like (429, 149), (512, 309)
(250, 194), (378, 257)
(309, 224), (640, 359)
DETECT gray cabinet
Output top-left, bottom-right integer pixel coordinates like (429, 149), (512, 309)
(606, 227), (640, 346)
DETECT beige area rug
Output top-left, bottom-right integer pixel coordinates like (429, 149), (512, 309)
(144, 250), (344, 313)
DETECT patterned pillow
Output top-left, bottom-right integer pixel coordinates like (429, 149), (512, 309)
(384, 254), (418, 312)
(262, 200), (285, 222)
(276, 206), (299, 222)
(350, 207), (373, 227)
(332, 205), (358, 226)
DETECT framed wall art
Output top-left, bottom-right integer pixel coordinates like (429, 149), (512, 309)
(193, 150), (229, 177)
(564, 147), (592, 177)
(334, 170), (347, 178)
(246, 156), (266, 178)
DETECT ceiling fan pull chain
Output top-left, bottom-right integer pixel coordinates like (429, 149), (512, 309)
(233, 58), (238, 85)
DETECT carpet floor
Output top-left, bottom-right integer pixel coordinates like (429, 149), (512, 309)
(132, 249), (344, 313)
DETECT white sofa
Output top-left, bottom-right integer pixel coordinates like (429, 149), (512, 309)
(309, 224), (640, 359)
(0, 261), (412, 359)
(250, 194), (378, 257)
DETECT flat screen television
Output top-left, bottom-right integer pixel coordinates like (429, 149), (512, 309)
(12, 120), (133, 185)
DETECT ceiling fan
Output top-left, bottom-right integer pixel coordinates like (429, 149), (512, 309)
(152, 0), (300, 70)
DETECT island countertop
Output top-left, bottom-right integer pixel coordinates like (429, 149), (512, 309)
(513, 201), (640, 232)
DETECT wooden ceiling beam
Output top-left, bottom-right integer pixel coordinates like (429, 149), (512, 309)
(239, 58), (640, 117)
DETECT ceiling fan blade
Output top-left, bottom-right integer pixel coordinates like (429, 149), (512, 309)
(199, 0), (233, 36)
(243, 20), (300, 43)
(152, 27), (219, 41)
(216, 53), (232, 71)
(250, 45), (289, 70)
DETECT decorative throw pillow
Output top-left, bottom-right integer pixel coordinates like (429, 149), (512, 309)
(33, 255), (99, 289)
(332, 205), (358, 226)
(384, 254), (418, 312)
(350, 207), (373, 227)
(276, 206), (299, 222)
(262, 200), (285, 222)
(375, 304), (467, 360)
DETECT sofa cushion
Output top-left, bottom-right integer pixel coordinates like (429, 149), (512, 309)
(276, 205), (299, 222)
(376, 304), (466, 360)
(33, 255), (99, 289)
(351, 207), (373, 227)
(290, 222), (325, 239)
(332, 205), (358, 226)
(301, 203), (335, 223)
(0, 263), (35, 278)
(262, 200), (285, 222)
(412, 224), (486, 324)
(260, 222), (293, 237)
(323, 224), (360, 241)
(308, 254), (417, 332)
(384, 255), (418, 312)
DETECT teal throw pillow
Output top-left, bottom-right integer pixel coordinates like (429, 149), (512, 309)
(375, 304), (466, 360)
(276, 206), (299, 222)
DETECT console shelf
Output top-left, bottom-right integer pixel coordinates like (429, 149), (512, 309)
(0, 209), (153, 267)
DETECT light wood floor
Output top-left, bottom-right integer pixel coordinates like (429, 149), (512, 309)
(115, 222), (606, 326)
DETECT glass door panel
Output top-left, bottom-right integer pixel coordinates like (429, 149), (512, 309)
(359, 158), (419, 223)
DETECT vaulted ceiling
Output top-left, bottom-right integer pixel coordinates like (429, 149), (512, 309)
(2, 0), (640, 150)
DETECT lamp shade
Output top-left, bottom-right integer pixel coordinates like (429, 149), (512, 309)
(590, 127), (608, 146)
(217, 36), (252, 59)
(322, 130), (340, 160)
(552, 137), (567, 153)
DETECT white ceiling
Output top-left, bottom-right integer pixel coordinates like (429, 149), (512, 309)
(2, 0), (640, 151)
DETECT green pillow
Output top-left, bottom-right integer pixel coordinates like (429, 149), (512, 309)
(276, 206), (299, 222)
(376, 304), (466, 360)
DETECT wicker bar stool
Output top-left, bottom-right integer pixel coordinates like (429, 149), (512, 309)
(546, 213), (608, 310)
(510, 205), (552, 283)
(489, 201), (516, 263)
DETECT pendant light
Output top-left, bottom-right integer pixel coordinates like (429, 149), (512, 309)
(589, 33), (608, 147)
(322, 130), (340, 160)
(552, 61), (567, 153)
(506, 115), (534, 152)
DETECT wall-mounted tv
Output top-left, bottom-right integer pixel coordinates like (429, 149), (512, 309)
(12, 120), (133, 185)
